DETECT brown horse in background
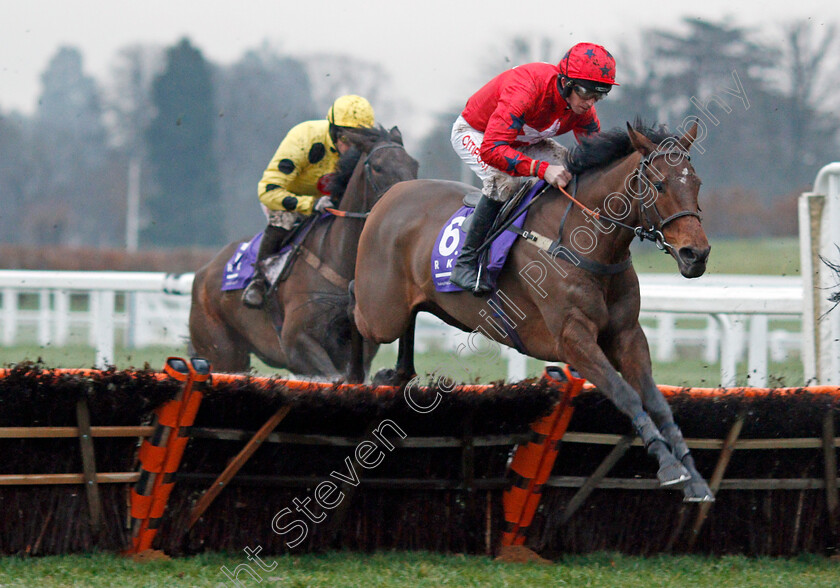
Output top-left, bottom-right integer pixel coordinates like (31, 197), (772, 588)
(351, 121), (715, 502)
(190, 126), (418, 377)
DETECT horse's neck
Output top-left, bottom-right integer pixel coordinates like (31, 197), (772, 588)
(317, 155), (371, 275)
(575, 153), (643, 261)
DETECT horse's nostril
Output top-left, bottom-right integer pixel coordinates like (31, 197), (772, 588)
(679, 247), (709, 265)
(679, 247), (696, 263)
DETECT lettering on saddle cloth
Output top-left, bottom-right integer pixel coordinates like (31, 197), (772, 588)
(432, 188), (538, 292)
(220, 232), (294, 292)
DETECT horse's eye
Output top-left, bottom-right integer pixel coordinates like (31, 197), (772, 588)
(653, 181), (664, 192)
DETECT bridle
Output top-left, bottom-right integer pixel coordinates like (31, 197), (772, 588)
(634, 148), (702, 253)
(325, 141), (408, 220)
(557, 146), (701, 254)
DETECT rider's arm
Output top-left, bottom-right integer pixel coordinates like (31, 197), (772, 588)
(258, 123), (318, 215)
(477, 82), (551, 180)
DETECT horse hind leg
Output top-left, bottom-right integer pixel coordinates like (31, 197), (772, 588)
(189, 314), (250, 373)
(285, 331), (342, 380)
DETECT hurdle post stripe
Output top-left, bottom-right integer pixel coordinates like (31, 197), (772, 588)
(129, 357), (209, 554)
(501, 365), (585, 547)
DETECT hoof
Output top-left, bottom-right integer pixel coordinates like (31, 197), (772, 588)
(657, 457), (691, 488)
(371, 368), (408, 387)
(682, 478), (715, 502)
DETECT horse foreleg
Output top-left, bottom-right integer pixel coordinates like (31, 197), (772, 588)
(395, 310), (418, 381)
(285, 331), (342, 379)
(370, 310), (418, 387)
(609, 325), (714, 502)
(560, 318), (690, 487)
(346, 321), (366, 384)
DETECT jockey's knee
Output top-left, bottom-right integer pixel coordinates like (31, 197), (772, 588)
(482, 174), (520, 202)
(267, 210), (300, 230)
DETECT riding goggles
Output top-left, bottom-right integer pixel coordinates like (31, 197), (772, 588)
(573, 84), (610, 102)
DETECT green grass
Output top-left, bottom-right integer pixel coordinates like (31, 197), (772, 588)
(0, 344), (182, 373)
(0, 551), (837, 587)
(631, 237), (800, 276)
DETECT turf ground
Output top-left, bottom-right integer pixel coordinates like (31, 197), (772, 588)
(1, 551), (839, 588)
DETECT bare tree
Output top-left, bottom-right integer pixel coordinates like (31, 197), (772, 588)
(303, 54), (400, 126)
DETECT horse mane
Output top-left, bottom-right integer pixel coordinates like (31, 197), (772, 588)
(566, 118), (676, 176)
(327, 125), (393, 201)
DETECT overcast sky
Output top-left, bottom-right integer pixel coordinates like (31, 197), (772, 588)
(1, 0), (836, 135)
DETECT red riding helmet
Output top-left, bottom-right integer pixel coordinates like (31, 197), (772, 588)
(558, 42), (619, 89)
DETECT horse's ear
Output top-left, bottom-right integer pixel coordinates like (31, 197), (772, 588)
(678, 122), (699, 151)
(626, 122), (655, 156)
(389, 126), (403, 145)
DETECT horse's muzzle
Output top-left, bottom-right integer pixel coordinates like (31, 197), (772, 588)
(677, 246), (710, 278)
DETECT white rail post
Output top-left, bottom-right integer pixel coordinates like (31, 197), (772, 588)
(37, 290), (51, 347)
(746, 314), (768, 387)
(656, 313), (676, 362)
(505, 347), (528, 382)
(713, 314), (737, 387)
(703, 316), (719, 363)
(2, 288), (17, 346)
(93, 290), (116, 368)
(54, 290), (70, 346)
(800, 162), (840, 385)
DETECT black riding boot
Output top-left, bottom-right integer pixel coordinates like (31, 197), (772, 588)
(242, 225), (288, 308)
(449, 194), (504, 296)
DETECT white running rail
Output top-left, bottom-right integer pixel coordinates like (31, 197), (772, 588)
(0, 270), (802, 386)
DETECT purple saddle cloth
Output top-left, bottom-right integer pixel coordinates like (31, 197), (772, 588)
(432, 182), (542, 292)
(221, 232), (295, 291)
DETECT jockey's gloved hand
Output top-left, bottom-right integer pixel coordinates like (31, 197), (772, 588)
(314, 196), (335, 213)
(544, 165), (572, 189)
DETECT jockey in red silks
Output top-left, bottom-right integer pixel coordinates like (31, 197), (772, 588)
(449, 42), (619, 295)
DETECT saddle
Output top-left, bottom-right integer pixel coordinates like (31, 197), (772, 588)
(459, 179), (538, 240)
(220, 213), (326, 293)
(263, 213), (324, 289)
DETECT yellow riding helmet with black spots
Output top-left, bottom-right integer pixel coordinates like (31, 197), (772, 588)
(327, 95), (375, 128)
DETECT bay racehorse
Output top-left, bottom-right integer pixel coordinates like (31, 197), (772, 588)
(350, 121), (714, 502)
(190, 125), (418, 377)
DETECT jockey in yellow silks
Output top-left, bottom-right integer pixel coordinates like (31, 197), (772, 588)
(242, 95), (375, 308)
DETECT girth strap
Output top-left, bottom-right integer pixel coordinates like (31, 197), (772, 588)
(547, 242), (633, 275)
(489, 291), (529, 356)
(300, 246), (350, 290)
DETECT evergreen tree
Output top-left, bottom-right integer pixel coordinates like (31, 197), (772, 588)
(0, 112), (35, 244)
(143, 38), (221, 247)
(31, 46), (112, 246)
(214, 47), (315, 240)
